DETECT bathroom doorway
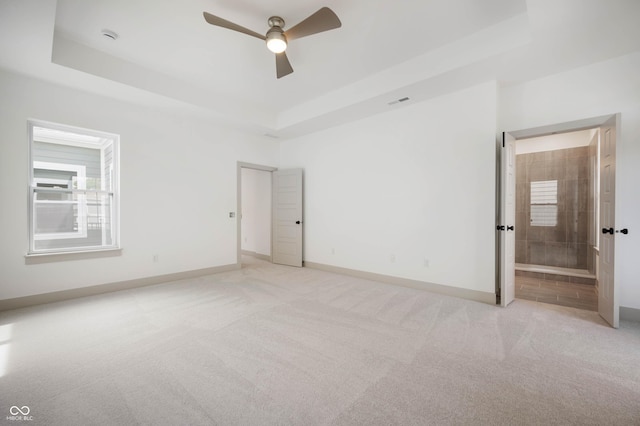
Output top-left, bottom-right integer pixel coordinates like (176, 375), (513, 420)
(514, 129), (599, 311)
(498, 113), (620, 327)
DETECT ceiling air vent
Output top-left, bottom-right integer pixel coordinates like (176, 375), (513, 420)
(388, 96), (410, 106)
(101, 29), (119, 41)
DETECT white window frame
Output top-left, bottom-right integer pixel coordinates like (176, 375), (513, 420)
(27, 120), (120, 256)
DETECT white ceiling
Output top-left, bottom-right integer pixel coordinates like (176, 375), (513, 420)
(1, 0), (640, 138)
(516, 129), (595, 155)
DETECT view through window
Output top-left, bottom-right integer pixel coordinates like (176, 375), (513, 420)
(28, 121), (119, 254)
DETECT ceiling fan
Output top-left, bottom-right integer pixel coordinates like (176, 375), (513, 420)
(203, 7), (341, 79)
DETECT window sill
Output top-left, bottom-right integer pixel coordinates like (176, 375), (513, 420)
(25, 248), (122, 264)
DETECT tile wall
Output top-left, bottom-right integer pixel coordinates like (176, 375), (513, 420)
(515, 146), (592, 270)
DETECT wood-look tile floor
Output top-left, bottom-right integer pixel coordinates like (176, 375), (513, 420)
(515, 275), (598, 311)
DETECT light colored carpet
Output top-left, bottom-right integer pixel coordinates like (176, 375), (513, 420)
(1, 256), (639, 425)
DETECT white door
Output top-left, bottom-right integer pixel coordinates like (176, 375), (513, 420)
(272, 169), (303, 267)
(499, 132), (516, 306)
(598, 118), (618, 328)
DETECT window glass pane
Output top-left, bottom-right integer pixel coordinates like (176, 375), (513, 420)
(530, 204), (557, 227)
(33, 192), (114, 251)
(34, 191), (78, 235)
(530, 180), (557, 204)
(530, 180), (558, 227)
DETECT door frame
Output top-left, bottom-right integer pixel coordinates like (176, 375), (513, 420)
(237, 162), (277, 266)
(498, 113), (621, 323)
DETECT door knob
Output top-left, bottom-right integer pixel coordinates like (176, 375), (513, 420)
(616, 228), (629, 235)
(295, 220), (301, 225)
(496, 225), (505, 231)
(507, 225), (514, 231)
(602, 227), (614, 234)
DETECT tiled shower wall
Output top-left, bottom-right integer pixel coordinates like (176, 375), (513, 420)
(515, 146), (592, 270)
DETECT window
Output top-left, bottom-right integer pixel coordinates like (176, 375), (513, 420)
(28, 121), (119, 254)
(530, 180), (557, 227)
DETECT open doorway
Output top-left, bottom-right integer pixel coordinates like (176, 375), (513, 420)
(237, 162), (276, 266)
(514, 129), (599, 311)
(236, 163), (305, 268)
(498, 114), (620, 327)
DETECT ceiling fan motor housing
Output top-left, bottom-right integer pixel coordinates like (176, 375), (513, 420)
(268, 16), (285, 29)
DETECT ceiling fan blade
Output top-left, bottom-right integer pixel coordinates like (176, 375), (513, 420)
(284, 7), (341, 41)
(275, 52), (294, 79)
(203, 12), (266, 40)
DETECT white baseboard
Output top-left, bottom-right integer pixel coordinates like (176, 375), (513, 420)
(304, 261), (496, 305)
(0, 263), (241, 312)
(241, 250), (271, 262)
(620, 306), (640, 323)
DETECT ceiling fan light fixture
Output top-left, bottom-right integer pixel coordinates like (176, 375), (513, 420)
(266, 29), (287, 53)
(203, 8), (341, 78)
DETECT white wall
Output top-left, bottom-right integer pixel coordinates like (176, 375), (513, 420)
(499, 52), (640, 310)
(241, 168), (271, 256)
(280, 82), (498, 295)
(0, 70), (279, 301)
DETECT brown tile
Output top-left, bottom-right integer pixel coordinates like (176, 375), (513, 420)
(525, 284), (562, 298)
(553, 287), (580, 299)
(556, 180), (567, 212)
(567, 146), (588, 159)
(515, 240), (527, 264)
(544, 273), (572, 283)
(570, 276), (596, 285)
(516, 279), (539, 287)
(545, 242), (567, 267)
(519, 281), (544, 291)
(565, 180), (580, 211)
(516, 293), (538, 302)
(516, 213), (527, 240)
(544, 214), (567, 243)
(536, 295), (560, 305)
(567, 243), (588, 269)
(529, 152), (546, 163)
(566, 160), (589, 180)
(528, 224), (545, 242)
(556, 297), (597, 311)
(545, 157), (566, 180)
(519, 271), (545, 280)
(566, 211), (588, 244)
(514, 276), (596, 311)
(516, 160), (526, 186)
(529, 241), (546, 264)
(577, 293), (598, 302)
(516, 183), (527, 213)
(528, 161), (546, 181)
(564, 182), (590, 222)
(546, 149), (567, 161)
